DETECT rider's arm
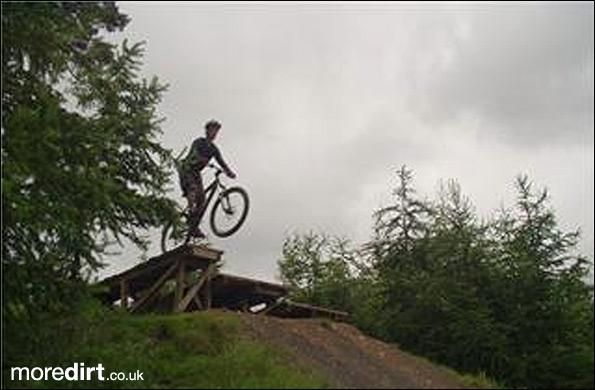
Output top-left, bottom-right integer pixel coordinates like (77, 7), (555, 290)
(213, 145), (235, 178)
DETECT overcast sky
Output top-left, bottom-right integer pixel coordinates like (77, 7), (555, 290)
(99, 1), (594, 284)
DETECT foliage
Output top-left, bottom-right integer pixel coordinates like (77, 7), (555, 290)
(2, 2), (177, 317)
(278, 232), (356, 311)
(278, 167), (594, 389)
(2, 2), (179, 372)
(3, 301), (329, 388)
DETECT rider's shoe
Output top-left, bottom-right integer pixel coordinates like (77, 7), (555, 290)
(190, 235), (209, 247)
(187, 227), (206, 244)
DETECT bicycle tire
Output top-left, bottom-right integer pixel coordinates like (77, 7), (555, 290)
(209, 186), (250, 238)
(161, 212), (189, 253)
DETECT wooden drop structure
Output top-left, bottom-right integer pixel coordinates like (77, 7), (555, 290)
(98, 244), (348, 321)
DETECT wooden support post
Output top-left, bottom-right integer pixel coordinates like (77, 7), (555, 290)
(120, 279), (129, 310)
(177, 262), (215, 313)
(130, 262), (178, 313)
(173, 259), (186, 311)
(204, 269), (212, 309)
(193, 295), (204, 311)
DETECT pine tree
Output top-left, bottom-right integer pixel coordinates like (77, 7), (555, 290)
(2, 2), (177, 322)
(489, 175), (593, 387)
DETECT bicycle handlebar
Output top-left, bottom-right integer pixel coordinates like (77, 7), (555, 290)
(207, 163), (224, 177)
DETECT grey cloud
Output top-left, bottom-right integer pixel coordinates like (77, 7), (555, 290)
(412, 3), (594, 146)
(98, 3), (593, 284)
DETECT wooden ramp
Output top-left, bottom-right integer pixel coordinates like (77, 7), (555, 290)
(98, 244), (288, 314)
(97, 244), (348, 321)
(99, 244), (222, 313)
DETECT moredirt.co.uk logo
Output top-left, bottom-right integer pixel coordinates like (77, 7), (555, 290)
(10, 362), (144, 382)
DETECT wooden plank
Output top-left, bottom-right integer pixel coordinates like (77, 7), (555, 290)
(212, 273), (288, 293)
(264, 300), (349, 320)
(173, 259), (186, 311)
(205, 270), (212, 309)
(286, 300), (349, 317)
(257, 299), (284, 315)
(176, 263), (215, 312)
(103, 254), (175, 288)
(253, 285), (287, 298)
(188, 244), (224, 261)
(193, 295), (204, 311)
(130, 262), (178, 313)
(100, 244), (222, 292)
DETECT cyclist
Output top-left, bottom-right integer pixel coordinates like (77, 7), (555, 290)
(179, 119), (236, 239)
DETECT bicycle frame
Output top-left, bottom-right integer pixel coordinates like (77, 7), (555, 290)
(194, 166), (228, 223)
(162, 163), (248, 251)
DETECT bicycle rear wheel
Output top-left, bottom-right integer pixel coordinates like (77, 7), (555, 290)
(209, 187), (249, 238)
(161, 210), (190, 253)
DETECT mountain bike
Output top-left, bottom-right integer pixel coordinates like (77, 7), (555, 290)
(161, 164), (250, 253)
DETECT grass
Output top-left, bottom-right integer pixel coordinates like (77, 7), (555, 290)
(4, 303), (329, 389)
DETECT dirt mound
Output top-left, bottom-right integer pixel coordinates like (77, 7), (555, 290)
(235, 311), (468, 389)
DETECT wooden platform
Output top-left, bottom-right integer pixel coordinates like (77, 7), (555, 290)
(97, 244), (348, 321)
(99, 244), (223, 313)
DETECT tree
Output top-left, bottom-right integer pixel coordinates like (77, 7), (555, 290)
(2, 2), (176, 323)
(366, 169), (593, 388)
(278, 231), (388, 337)
(488, 176), (594, 388)
(366, 166), (435, 341)
(278, 231), (360, 311)
(277, 167), (593, 388)
(370, 165), (431, 263)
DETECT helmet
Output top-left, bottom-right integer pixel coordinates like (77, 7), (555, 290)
(205, 119), (222, 130)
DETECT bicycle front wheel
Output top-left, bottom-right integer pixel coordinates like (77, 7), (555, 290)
(210, 187), (249, 238)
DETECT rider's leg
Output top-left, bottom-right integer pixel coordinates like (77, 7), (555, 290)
(184, 183), (198, 242)
(188, 174), (206, 238)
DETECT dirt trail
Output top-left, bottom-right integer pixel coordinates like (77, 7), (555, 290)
(235, 312), (468, 389)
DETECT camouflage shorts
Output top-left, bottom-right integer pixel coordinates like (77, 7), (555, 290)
(180, 169), (204, 201)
